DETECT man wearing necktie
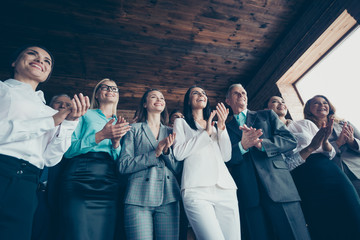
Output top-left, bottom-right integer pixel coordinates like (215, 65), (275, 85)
(225, 84), (310, 240)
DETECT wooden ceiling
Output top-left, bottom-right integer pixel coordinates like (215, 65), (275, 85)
(0, 0), (310, 113)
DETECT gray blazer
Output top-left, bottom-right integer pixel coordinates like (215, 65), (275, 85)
(118, 122), (181, 207)
(330, 121), (360, 178)
(226, 110), (300, 208)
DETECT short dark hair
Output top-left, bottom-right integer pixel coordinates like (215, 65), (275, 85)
(183, 85), (211, 130)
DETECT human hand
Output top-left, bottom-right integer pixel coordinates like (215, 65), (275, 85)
(308, 127), (326, 152)
(156, 133), (176, 157)
(343, 122), (355, 144)
(336, 121), (353, 147)
(321, 118), (334, 151)
(65, 93), (90, 121)
(52, 93), (90, 126)
(96, 117), (131, 145)
(111, 116), (132, 148)
(206, 110), (216, 136)
(216, 103), (229, 130)
(239, 124), (263, 150)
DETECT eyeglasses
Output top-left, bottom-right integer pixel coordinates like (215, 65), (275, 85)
(99, 84), (119, 93)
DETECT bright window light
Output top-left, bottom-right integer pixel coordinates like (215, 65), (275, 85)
(296, 25), (360, 129)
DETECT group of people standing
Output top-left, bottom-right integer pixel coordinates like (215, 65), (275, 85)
(1, 44), (360, 240)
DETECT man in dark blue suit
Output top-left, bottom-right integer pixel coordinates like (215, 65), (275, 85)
(225, 84), (310, 240)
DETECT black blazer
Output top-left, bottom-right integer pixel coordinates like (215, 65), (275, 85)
(226, 110), (300, 208)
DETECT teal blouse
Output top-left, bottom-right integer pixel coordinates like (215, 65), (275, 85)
(64, 109), (121, 160)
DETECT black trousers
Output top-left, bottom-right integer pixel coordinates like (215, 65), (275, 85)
(57, 152), (120, 240)
(0, 154), (40, 240)
(291, 153), (360, 240)
(237, 155), (310, 240)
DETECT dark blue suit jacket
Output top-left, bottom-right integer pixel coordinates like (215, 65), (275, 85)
(226, 110), (300, 208)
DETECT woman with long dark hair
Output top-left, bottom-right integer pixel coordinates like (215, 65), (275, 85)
(57, 78), (131, 240)
(118, 89), (181, 240)
(173, 85), (240, 240)
(0, 45), (89, 240)
(265, 95), (360, 240)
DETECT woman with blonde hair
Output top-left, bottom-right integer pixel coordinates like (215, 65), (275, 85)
(57, 78), (131, 240)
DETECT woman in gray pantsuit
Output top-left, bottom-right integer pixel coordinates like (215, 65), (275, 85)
(118, 89), (182, 240)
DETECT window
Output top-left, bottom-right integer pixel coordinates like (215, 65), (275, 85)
(296, 25), (360, 128)
(276, 10), (358, 123)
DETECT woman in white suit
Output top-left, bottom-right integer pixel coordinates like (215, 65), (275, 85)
(173, 85), (241, 240)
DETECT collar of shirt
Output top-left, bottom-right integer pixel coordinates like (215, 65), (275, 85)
(234, 109), (247, 126)
(5, 79), (46, 104)
(94, 108), (117, 120)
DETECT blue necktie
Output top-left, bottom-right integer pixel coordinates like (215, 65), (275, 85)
(235, 112), (246, 126)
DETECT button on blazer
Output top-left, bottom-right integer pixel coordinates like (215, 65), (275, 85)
(118, 122), (181, 207)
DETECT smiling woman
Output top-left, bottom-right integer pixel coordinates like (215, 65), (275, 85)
(0, 45), (89, 240)
(173, 85), (240, 240)
(56, 78), (131, 240)
(118, 89), (182, 240)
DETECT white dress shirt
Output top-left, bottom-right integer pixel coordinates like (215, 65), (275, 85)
(0, 79), (78, 169)
(284, 119), (336, 170)
(173, 118), (237, 190)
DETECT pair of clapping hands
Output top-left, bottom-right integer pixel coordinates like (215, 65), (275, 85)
(205, 103), (263, 152)
(156, 102), (231, 157)
(52, 93), (90, 125)
(336, 121), (356, 148)
(52, 93), (132, 149)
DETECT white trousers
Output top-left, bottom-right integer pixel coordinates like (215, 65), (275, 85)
(182, 185), (241, 240)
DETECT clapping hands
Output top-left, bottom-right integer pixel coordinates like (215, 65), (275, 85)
(206, 103), (229, 136)
(96, 116), (131, 149)
(239, 124), (263, 150)
(156, 133), (176, 157)
(336, 121), (355, 148)
(53, 93), (90, 126)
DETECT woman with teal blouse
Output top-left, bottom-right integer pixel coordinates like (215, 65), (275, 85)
(57, 78), (131, 240)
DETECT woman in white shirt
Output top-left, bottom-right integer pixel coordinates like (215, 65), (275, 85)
(173, 86), (240, 240)
(304, 95), (360, 196)
(0, 45), (89, 240)
(265, 96), (360, 240)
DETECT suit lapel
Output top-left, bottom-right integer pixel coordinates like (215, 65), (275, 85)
(228, 117), (242, 138)
(246, 110), (258, 127)
(332, 121), (342, 139)
(158, 124), (168, 141)
(142, 122), (158, 150)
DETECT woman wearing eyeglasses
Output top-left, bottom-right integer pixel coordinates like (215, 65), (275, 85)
(57, 78), (131, 240)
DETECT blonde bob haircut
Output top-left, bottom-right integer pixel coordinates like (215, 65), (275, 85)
(90, 78), (119, 116)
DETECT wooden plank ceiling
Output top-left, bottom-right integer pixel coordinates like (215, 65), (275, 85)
(0, 0), (309, 112)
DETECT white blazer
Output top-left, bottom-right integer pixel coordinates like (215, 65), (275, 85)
(173, 118), (237, 190)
